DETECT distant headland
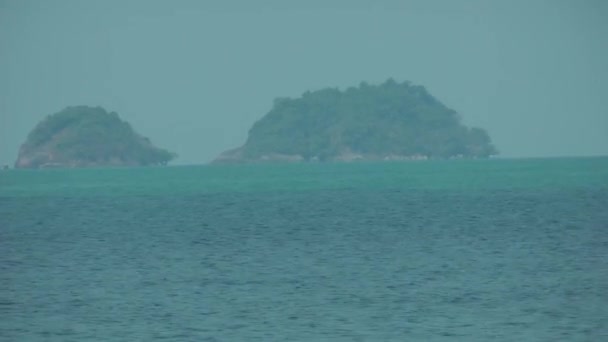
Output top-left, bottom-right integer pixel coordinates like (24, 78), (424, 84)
(14, 106), (176, 169)
(214, 79), (498, 163)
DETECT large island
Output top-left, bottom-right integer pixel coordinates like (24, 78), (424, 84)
(15, 106), (176, 168)
(214, 79), (497, 163)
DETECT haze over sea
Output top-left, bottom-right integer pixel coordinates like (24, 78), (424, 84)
(1, 157), (607, 341)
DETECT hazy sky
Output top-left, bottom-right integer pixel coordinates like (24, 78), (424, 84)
(1, 0), (607, 165)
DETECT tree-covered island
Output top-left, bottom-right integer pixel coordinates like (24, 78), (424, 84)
(214, 79), (497, 163)
(14, 106), (176, 168)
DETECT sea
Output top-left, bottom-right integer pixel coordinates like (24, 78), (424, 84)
(1, 157), (607, 341)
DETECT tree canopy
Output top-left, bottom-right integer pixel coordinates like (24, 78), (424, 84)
(16, 106), (175, 168)
(238, 79), (497, 161)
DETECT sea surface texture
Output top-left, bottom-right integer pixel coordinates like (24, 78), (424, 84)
(1, 158), (607, 341)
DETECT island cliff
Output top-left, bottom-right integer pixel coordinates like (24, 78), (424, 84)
(214, 79), (497, 163)
(15, 106), (176, 168)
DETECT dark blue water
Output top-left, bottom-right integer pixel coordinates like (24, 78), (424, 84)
(1, 161), (608, 340)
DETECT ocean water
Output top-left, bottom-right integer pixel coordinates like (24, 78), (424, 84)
(1, 158), (607, 341)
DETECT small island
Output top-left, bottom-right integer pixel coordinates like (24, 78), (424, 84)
(214, 79), (498, 163)
(15, 106), (176, 168)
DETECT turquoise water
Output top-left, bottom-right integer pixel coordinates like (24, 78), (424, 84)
(2, 157), (607, 196)
(1, 158), (607, 340)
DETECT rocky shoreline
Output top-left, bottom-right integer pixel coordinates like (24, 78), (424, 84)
(212, 147), (437, 164)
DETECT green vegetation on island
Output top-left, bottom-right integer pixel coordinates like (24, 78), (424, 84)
(15, 106), (175, 168)
(215, 79), (498, 163)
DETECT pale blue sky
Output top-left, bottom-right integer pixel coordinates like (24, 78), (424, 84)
(1, 0), (607, 165)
